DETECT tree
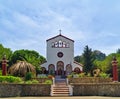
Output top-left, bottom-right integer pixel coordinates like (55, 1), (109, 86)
(117, 49), (120, 54)
(93, 50), (106, 61)
(9, 49), (46, 75)
(0, 44), (12, 69)
(8, 61), (36, 77)
(83, 45), (94, 74)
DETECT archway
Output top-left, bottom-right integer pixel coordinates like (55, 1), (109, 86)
(66, 64), (72, 75)
(57, 61), (64, 75)
(48, 64), (55, 75)
(74, 67), (81, 74)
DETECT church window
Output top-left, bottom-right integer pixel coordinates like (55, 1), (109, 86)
(51, 42), (55, 47)
(63, 41), (66, 47)
(57, 52), (63, 58)
(55, 41), (58, 47)
(58, 40), (62, 47)
(66, 43), (69, 47)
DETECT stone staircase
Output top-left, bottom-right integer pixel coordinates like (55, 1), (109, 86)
(51, 76), (70, 96)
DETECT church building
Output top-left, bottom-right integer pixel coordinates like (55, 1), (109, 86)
(41, 32), (83, 76)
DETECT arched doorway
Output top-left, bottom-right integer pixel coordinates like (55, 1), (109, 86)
(74, 67), (81, 74)
(48, 64), (55, 75)
(66, 64), (72, 75)
(57, 61), (64, 75)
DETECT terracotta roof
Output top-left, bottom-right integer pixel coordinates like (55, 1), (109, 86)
(46, 34), (74, 42)
(74, 61), (83, 67)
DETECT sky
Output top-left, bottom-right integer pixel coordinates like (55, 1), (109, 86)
(0, 0), (120, 57)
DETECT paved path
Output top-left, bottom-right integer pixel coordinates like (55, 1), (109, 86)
(0, 96), (120, 99)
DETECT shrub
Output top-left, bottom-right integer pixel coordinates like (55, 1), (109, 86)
(0, 70), (2, 76)
(25, 80), (33, 84)
(99, 72), (110, 78)
(78, 73), (85, 77)
(44, 80), (52, 84)
(31, 80), (39, 84)
(0, 76), (22, 83)
(37, 74), (48, 78)
(25, 72), (33, 81)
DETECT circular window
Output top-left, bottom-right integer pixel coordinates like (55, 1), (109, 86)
(57, 52), (63, 58)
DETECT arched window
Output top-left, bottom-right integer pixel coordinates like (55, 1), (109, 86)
(66, 42), (69, 47)
(55, 41), (58, 47)
(63, 41), (66, 47)
(51, 42), (55, 47)
(59, 40), (62, 47)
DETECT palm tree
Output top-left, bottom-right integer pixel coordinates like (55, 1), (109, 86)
(8, 61), (36, 77)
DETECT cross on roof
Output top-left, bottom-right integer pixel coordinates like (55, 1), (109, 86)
(59, 29), (62, 35)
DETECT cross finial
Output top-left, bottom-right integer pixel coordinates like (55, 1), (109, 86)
(59, 29), (62, 35)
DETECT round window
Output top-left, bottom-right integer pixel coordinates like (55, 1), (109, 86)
(57, 52), (63, 58)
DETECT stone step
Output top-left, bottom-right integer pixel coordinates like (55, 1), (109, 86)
(52, 94), (69, 96)
(52, 92), (70, 94)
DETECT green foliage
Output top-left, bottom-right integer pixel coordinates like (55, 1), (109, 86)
(78, 73), (85, 77)
(74, 55), (83, 63)
(44, 80), (52, 84)
(117, 49), (120, 54)
(9, 49), (46, 75)
(93, 50), (106, 61)
(25, 80), (39, 84)
(0, 76), (22, 83)
(0, 70), (2, 76)
(99, 72), (110, 78)
(0, 44), (12, 68)
(83, 45), (95, 74)
(25, 72), (33, 81)
(37, 74), (48, 78)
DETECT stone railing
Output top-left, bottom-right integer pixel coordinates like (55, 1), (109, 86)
(0, 84), (51, 97)
(71, 83), (120, 96)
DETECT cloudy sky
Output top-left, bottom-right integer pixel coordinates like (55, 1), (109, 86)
(0, 0), (120, 57)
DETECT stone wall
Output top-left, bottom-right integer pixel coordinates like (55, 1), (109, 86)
(0, 84), (51, 97)
(71, 83), (120, 96)
(68, 77), (112, 84)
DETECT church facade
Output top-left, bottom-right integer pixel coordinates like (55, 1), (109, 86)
(41, 33), (83, 75)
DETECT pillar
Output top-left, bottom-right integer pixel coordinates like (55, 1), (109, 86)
(112, 57), (118, 82)
(2, 55), (7, 76)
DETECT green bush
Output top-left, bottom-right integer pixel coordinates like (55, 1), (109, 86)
(99, 72), (110, 78)
(37, 74), (48, 78)
(31, 80), (39, 84)
(0, 76), (22, 83)
(25, 72), (33, 81)
(0, 70), (2, 76)
(44, 80), (52, 84)
(78, 73), (85, 77)
(25, 80), (39, 84)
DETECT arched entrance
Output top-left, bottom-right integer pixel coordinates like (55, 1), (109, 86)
(57, 61), (64, 75)
(74, 67), (81, 74)
(66, 64), (72, 75)
(48, 64), (55, 75)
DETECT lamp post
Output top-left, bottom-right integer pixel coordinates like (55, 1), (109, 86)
(2, 55), (7, 76)
(112, 56), (118, 82)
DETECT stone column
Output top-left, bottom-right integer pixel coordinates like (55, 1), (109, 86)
(112, 57), (118, 82)
(2, 55), (7, 76)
